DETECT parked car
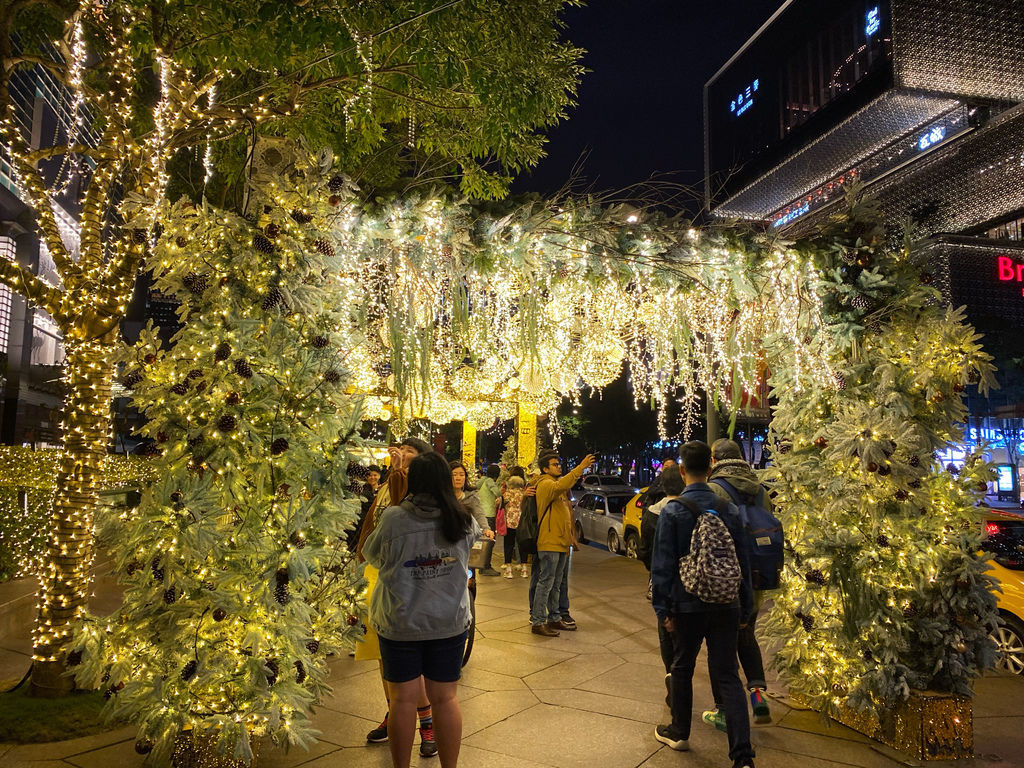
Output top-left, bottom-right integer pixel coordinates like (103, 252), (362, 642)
(572, 490), (636, 554)
(621, 485), (668, 560)
(983, 509), (1024, 675)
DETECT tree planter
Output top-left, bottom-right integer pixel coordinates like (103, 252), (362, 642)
(828, 690), (974, 761)
(172, 731), (261, 768)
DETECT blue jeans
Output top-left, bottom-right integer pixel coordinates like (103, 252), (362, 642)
(669, 605), (754, 762)
(530, 549), (572, 618)
(530, 551), (567, 625)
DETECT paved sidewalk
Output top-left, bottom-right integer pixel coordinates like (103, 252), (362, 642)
(2, 545), (1023, 767)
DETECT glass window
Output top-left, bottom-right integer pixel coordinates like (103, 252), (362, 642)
(606, 496), (632, 516)
(987, 216), (1024, 240)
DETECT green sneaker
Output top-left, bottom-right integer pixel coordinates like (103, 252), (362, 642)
(701, 708), (727, 732)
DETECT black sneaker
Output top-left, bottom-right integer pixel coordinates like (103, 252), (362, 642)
(419, 726), (437, 757)
(654, 724), (688, 751)
(366, 718), (388, 743)
(560, 614), (577, 629)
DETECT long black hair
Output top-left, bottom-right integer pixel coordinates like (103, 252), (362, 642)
(447, 460), (475, 491)
(408, 453), (474, 543)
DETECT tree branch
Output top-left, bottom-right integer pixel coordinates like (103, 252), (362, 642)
(0, 252), (61, 317)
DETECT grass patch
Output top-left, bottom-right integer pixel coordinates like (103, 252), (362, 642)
(0, 682), (121, 743)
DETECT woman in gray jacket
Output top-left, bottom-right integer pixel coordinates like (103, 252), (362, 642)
(364, 452), (481, 768)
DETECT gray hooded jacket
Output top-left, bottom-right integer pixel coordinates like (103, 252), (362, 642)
(363, 493), (481, 642)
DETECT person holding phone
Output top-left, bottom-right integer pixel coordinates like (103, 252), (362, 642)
(527, 449), (596, 636)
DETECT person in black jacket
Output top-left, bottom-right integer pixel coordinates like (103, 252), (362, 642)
(638, 465), (684, 686)
(651, 441), (755, 768)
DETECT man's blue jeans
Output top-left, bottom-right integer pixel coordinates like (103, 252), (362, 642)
(530, 551), (567, 626)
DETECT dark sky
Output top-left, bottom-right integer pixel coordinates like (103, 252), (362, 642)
(515, 0), (783, 206)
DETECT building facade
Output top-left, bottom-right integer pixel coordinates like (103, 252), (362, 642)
(705, 0), (1024, 489)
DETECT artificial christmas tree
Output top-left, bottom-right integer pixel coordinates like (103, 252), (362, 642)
(763, 196), (1001, 758)
(70, 150), (366, 765)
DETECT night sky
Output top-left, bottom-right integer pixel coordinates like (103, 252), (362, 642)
(515, 0), (783, 207)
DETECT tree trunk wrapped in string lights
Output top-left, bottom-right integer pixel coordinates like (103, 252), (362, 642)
(762, 196), (1001, 751)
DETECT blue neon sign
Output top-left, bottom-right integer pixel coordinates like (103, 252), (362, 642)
(772, 203), (810, 228)
(729, 78), (760, 117)
(918, 125), (946, 151)
(865, 7), (880, 36)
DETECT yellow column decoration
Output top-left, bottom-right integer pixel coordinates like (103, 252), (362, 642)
(462, 421), (477, 470)
(517, 402), (536, 469)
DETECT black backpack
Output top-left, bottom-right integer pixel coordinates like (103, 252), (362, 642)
(516, 493), (554, 557)
(710, 478), (784, 591)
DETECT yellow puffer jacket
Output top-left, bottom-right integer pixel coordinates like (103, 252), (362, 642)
(533, 464), (585, 553)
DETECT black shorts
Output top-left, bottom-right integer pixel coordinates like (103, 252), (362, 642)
(378, 632), (468, 684)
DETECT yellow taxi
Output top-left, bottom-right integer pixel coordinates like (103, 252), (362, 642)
(983, 509), (1024, 675)
(623, 485), (667, 560)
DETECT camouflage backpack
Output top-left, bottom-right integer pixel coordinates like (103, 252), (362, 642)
(678, 507), (742, 604)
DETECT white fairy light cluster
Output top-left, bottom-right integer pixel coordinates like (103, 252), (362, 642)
(331, 198), (836, 438)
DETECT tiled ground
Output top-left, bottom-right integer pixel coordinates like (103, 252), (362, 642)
(2, 545), (1023, 767)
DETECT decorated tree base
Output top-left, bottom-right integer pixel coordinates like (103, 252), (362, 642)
(799, 691), (973, 761)
(172, 731), (261, 768)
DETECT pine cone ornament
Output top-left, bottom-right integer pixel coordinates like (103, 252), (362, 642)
(909, 455), (921, 467)
(314, 239), (335, 258)
(833, 371), (847, 390)
(264, 222), (281, 239)
(214, 343), (232, 362)
(347, 614), (359, 627)
(294, 660), (306, 684)
(183, 272), (208, 294)
(181, 659), (198, 681)
(903, 602), (919, 619)
(801, 614), (814, 632)
(132, 228), (148, 244)
(226, 391), (242, 406)
(324, 369), (341, 384)
(217, 414), (237, 432)
(152, 559), (165, 582)
(261, 287), (285, 311)
(156, 431), (169, 444)
(274, 568), (290, 604)
(144, 353), (158, 364)
(176, 236), (188, 248)
(271, 437), (289, 456)
(163, 587), (177, 604)
(290, 209), (313, 224)
(328, 175), (345, 193)
(123, 370), (143, 388)
(289, 531), (307, 549)
(253, 233), (275, 254)
(233, 358), (253, 378)
(134, 740), (155, 755)
(311, 335), (329, 349)
(187, 434), (205, 448)
(877, 464), (892, 476)
(187, 369), (204, 380)
(265, 658), (279, 686)
(212, 608), (227, 622)
(894, 489), (909, 501)
(876, 534), (890, 548)
(170, 490), (183, 503)
(170, 381), (189, 395)
(851, 295), (873, 310)
(306, 639), (320, 654)
(805, 569), (826, 586)
(126, 560), (142, 576)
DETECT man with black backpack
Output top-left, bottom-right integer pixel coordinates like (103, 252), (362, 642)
(651, 441), (755, 768)
(704, 438), (784, 729)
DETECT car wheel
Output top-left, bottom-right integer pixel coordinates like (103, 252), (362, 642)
(575, 521), (587, 545)
(607, 529), (621, 554)
(624, 531), (639, 559)
(994, 612), (1024, 676)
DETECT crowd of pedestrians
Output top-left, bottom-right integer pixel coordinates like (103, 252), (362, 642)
(350, 436), (773, 768)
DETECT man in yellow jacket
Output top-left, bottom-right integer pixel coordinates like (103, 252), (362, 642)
(530, 448), (595, 636)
